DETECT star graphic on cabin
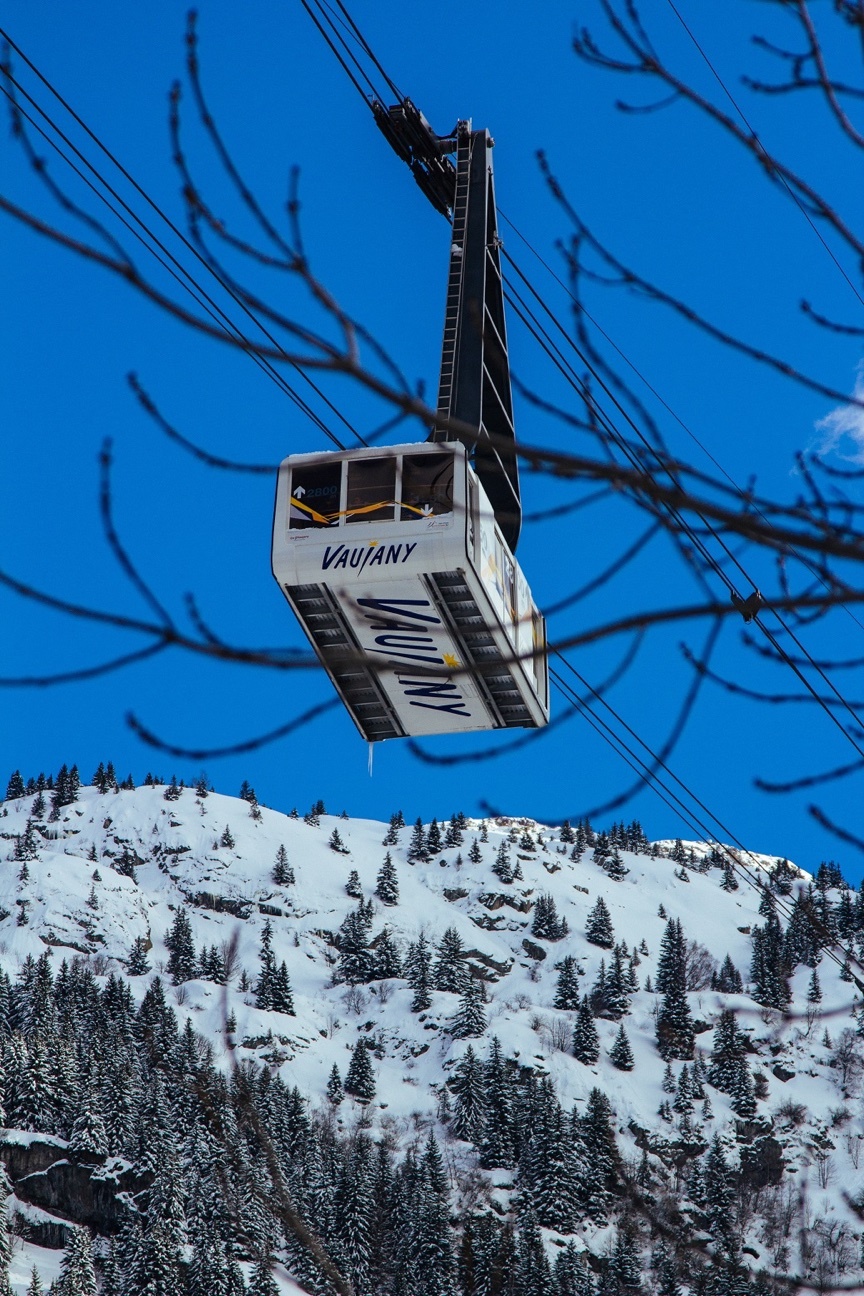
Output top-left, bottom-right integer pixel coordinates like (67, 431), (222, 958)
(442, 653), (461, 668)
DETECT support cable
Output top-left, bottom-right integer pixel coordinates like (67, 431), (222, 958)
(0, 29), (367, 450)
(502, 255), (864, 759)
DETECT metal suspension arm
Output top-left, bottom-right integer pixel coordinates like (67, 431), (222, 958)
(373, 104), (522, 552)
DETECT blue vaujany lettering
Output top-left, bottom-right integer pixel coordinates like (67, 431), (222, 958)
(322, 542), (417, 574)
(353, 598), (473, 718)
(397, 678), (473, 717)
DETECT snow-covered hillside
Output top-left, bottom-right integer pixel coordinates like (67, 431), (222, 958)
(1, 775), (863, 1295)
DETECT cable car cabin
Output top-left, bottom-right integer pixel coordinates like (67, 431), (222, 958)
(271, 441), (549, 742)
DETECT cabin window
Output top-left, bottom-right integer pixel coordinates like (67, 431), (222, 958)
(502, 551), (517, 630)
(346, 458), (396, 524)
(400, 453), (454, 521)
(288, 462), (342, 529)
(532, 608), (545, 686)
(467, 476), (478, 560)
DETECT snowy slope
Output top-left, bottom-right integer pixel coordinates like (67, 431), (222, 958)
(0, 781), (862, 1290)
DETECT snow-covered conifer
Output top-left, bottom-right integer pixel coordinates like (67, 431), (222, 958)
(165, 908), (196, 984)
(585, 896), (614, 948)
(127, 937), (150, 976)
(344, 1040), (375, 1101)
(553, 955), (580, 1011)
(4, 771), (25, 801)
(344, 867), (362, 896)
(451, 1045), (486, 1144)
(572, 996), (600, 1065)
(531, 893), (567, 941)
(405, 933), (433, 1011)
(434, 927), (469, 993)
(272, 845), (293, 885)
(450, 977), (487, 1039)
(491, 841), (514, 884)
(407, 817), (428, 861)
(374, 851), (399, 905)
(609, 1025), (634, 1071)
(426, 819), (443, 855)
(326, 1064), (343, 1106)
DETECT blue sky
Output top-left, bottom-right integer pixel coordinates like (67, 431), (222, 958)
(1, 2), (861, 876)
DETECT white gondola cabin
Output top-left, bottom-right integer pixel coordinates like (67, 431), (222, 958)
(271, 441), (549, 742)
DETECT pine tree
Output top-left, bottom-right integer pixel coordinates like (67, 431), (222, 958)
(729, 1062), (757, 1118)
(531, 893), (568, 940)
(219, 825), (235, 849)
(572, 996), (600, 1065)
(655, 918), (694, 1060)
(553, 955), (580, 1010)
(609, 1225), (642, 1292)
(241, 1254), (276, 1296)
(326, 1064), (344, 1106)
(375, 851), (399, 904)
(163, 774), (181, 802)
(272, 845), (293, 885)
(372, 926), (401, 980)
(450, 977), (487, 1039)
(5, 771), (25, 800)
(330, 829), (350, 855)
(491, 841), (514, 884)
(604, 946), (631, 1018)
(69, 1090), (108, 1160)
(720, 856), (739, 891)
(271, 961), (295, 1014)
(451, 1045), (486, 1144)
(55, 1226), (97, 1296)
(426, 818), (443, 855)
(807, 969), (822, 1004)
(703, 1135), (736, 1249)
(255, 920), (278, 1009)
(707, 1008), (748, 1093)
(580, 1088), (621, 1222)
(585, 896), (614, 947)
(434, 927), (469, 993)
(344, 1040), (375, 1101)
(515, 1211), (555, 1296)
(604, 847), (629, 880)
(481, 1037), (515, 1168)
(713, 954), (743, 993)
(672, 1066), (694, 1118)
(337, 905), (376, 985)
(14, 819), (38, 863)
(345, 867), (362, 896)
(556, 1242), (596, 1296)
(406, 933), (433, 1011)
(194, 774), (209, 798)
(609, 1024), (634, 1070)
(468, 837), (483, 866)
(165, 907), (196, 984)
(444, 814), (464, 848)
(407, 817), (428, 862)
(128, 937), (150, 975)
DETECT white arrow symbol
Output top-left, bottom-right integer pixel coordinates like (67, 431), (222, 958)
(294, 485), (306, 497)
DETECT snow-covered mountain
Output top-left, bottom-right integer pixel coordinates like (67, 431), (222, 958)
(0, 775), (862, 1295)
